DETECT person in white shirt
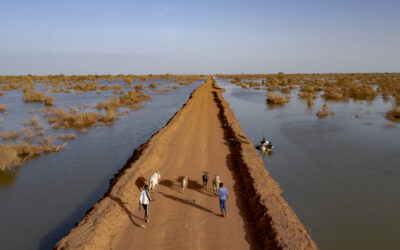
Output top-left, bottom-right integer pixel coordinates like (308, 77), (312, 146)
(139, 185), (153, 222)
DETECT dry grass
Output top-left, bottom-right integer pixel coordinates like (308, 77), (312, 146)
(73, 81), (98, 91)
(45, 96), (56, 105)
(177, 77), (201, 86)
(0, 90), (4, 96)
(129, 104), (145, 110)
(149, 83), (158, 88)
(22, 128), (34, 142)
(51, 88), (60, 94)
(247, 81), (261, 88)
(341, 84), (376, 100)
(69, 90), (149, 127)
(0, 145), (19, 171)
(266, 93), (289, 105)
(99, 110), (116, 124)
(280, 87), (291, 94)
(22, 116), (42, 130)
(0, 131), (19, 140)
(298, 91), (317, 100)
(47, 107), (98, 129)
(23, 91), (45, 102)
(0, 105), (7, 112)
(322, 87), (344, 101)
(307, 98), (315, 108)
(55, 133), (76, 140)
(0, 74), (204, 98)
(220, 73), (400, 107)
(0, 142), (67, 170)
(120, 91), (151, 106)
(0, 116), (3, 122)
(96, 97), (120, 111)
(35, 130), (45, 137)
(316, 104), (332, 118)
(155, 88), (170, 92)
(385, 107), (400, 122)
(41, 136), (54, 145)
(298, 90), (317, 108)
(134, 84), (144, 90)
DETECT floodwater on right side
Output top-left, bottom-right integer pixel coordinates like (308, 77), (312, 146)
(217, 77), (400, 250)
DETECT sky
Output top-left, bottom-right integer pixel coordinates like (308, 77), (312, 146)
(0, 0), (399, 75)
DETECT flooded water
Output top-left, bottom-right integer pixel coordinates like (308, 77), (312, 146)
(0, 80), (202, 250)
(217, 78), (400, 250)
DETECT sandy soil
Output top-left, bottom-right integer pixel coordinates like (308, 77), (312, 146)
(55, 77), (316, 250)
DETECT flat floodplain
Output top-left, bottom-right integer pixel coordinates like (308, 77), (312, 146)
(216, 75), (400, 250)
(0, 75), (204, 250)
(1, 73), (399, 249)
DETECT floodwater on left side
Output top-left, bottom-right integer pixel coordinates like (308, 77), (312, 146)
(0, 75), (204, 250)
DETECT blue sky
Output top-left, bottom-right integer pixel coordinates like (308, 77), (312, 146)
(0, 0), (399, 74)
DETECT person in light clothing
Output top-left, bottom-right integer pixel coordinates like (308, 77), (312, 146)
(139, 185), (153, 222)
(218, 183), (228, 217)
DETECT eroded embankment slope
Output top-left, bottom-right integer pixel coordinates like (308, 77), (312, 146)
(55, 77), (316, 250)
(211, 78), (316, 249)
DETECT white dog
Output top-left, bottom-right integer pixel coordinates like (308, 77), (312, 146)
(149, 171), (161, 193)
(212, 174), (221, 195)
(182, 176), (189, 192)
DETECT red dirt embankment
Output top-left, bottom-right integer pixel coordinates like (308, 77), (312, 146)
(55, 77), (316, 250)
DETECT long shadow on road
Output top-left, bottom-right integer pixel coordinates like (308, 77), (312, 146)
(160, 178), (215, 197)
(158, 191), (220, 217)
(109, 195), (144, 228)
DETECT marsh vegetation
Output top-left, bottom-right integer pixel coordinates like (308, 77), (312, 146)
(218, 77), (400, 250)
(0, 74), (204, 170)
(217, 73), (400, 121)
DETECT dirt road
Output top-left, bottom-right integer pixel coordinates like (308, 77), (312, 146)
(114, 78), (250, 249)
(55, 77), (315, 250)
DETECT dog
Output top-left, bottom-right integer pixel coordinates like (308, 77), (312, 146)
(212, 174), (221, 195)
(202, 171), (209, 187)
(182, 176), (189, 192)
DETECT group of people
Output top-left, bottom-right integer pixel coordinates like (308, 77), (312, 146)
(139, 181), (229, 223)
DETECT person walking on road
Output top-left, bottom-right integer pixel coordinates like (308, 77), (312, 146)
(139, 185), (153, 223)
(218, 183), (228, 217)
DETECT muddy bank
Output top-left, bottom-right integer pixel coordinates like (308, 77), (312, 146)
(55, 77), (315, 249)
(210, 79), (316, 249)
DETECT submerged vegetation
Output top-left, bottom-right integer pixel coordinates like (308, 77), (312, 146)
(23, 91), (45, 102)
(0, 74), (204, 171)
(0, 143), (66, 171)
(386, 107), (400, 122)
(0, 105), (7, 112)
(266, 93), (289, 105)
(55, 133), (76, 140)
(47, 107), (99, 129)
(316, 104), (334, 119)
(45, 96), (56, 105)
(0, 131), (19, 140)
(218, 73), (400, 121)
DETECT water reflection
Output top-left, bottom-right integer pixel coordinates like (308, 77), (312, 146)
(0, 80), (203, 250)
(260, 150), (273, 159)
(218, 78), (400, 250)
(0, 169), (18, 187)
